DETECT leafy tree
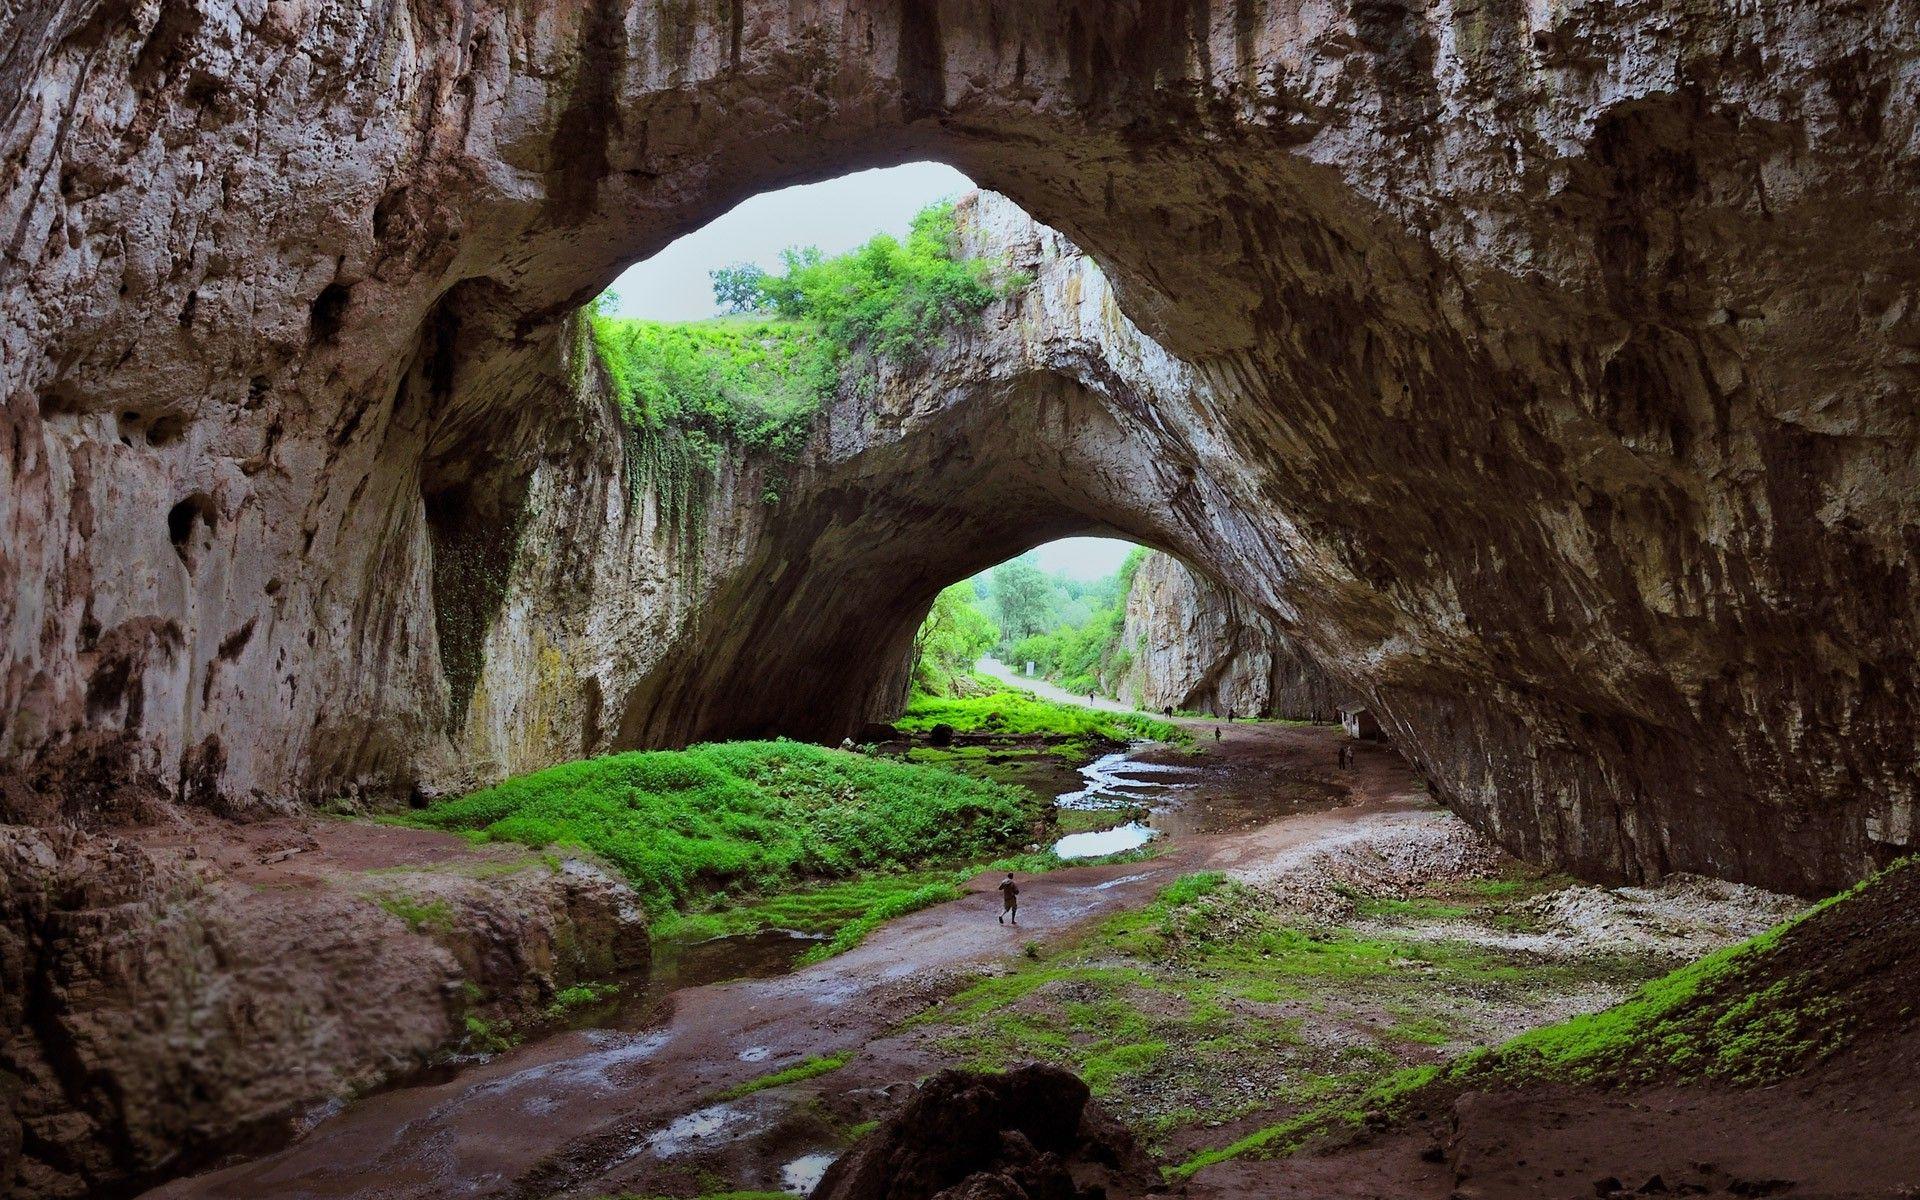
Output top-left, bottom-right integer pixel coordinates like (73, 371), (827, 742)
(989, 558), (1060, 646)
(913, 583), (999, 696)
(709, 264), (769, 313)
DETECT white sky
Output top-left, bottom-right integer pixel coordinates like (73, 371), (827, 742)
(1025, 538), (1139, 581)
(607, 162), (977, 321)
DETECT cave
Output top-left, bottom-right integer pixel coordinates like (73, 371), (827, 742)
(3, 3), (1918, 1198)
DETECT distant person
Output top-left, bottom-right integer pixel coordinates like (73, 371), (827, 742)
(997, 873), (1020, 925)
(1163, 705), (1174, 719)
(1088, 691), (1095, 703)
(1339, 742), (1355, 770)
(1213, 727), (1222, 742)
(1227, 708), (1236, 722)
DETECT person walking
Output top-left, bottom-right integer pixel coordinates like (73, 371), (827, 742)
(997, 872), (1020, 925)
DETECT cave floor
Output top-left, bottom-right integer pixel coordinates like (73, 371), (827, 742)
(141, 724), (1809, 1200)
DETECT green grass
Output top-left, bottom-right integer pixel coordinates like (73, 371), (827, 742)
(545, 981), (620, 1020)
(796, 882), (963, 965)
(653, 870), (957, 941)
(373, 894), (453, 934)
(397, 740), (1043, 916)
(591, 316), (834, 457)
(1168, 864), (1912, 1179)
(898, 688), (1183, 744)
(589, 201), (1025, 462)
(715, 1051), (853, 1100)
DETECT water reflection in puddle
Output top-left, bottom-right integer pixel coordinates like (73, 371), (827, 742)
(781, 1150), (838, 1193)
(644, 1101), (756, 1158)
(1053, 821), (1157, 859)
(1051, 744), (1199, 858)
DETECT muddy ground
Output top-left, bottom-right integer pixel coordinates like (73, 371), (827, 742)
(144, 722), (1814, 1200)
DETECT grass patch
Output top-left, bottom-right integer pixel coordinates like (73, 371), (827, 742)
(796, 882), (963, 965)
(397, 740), (1042, 916)
(898, 688), (1184, 745)
(373, 894), (453, 934)
(545, 981), (620, 1020)
(715, 1051), (853, 1100)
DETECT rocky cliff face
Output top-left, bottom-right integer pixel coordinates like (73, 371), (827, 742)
(1118, 551), (1343, 722)
(3, 0), (1917, 901)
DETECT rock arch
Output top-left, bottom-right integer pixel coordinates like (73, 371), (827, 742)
(4, 2), (1918, 893)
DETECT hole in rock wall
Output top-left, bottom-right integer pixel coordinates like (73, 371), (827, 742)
(166, 492), (216, 565)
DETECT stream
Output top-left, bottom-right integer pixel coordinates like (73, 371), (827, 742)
(1050, 747), (1203, 858)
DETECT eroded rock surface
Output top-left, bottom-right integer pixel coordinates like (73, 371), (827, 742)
(2, 3), (1916, 892)
(0, 820), (645, 1198)
(1118, 550), (1342, 720)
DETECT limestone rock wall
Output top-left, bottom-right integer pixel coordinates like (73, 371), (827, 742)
(0, 0), (1916, 900)
(1118, 551), (1343, 721)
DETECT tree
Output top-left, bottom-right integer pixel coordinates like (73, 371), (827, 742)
(988, 558), (1059, 647)
(709, 264), (770, 313)
(913, 583), (999, 695)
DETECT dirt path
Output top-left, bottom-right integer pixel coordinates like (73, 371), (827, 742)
(147, 723), (1421, 1200)
(975, 656), (1145, 713)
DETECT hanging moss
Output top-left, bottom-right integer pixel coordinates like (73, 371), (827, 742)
(623, 421), (713, 566)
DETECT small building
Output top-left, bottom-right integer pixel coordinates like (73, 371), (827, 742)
(1338, 703), (1382, 741)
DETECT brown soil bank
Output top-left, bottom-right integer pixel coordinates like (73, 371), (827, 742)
(1199, 855), (1920, 1199)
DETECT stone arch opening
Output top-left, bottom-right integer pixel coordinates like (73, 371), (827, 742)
(3, 3), (1912, 899)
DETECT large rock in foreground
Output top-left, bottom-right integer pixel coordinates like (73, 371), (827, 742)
(813, 1064), (1161, 1200)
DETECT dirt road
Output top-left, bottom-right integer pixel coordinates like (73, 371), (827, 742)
(975, 656), (1147, 714)
(148, 722), (1424, 1200)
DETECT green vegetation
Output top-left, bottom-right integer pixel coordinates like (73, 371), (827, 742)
(397, 740), (1042, 915)
(591, 316), (834, 459)
(590, 202), (1027, 473)
(652, 871), (958, 942)
(902, 869), (1679, 1171)
(373, 893), (454, 935)
(1164, 864), (1915, 1179)
(1442, 866), (1877, 1090)
(998, 545), (1144, 691)
(715, 1051), (853, 1100)
(978, 548), (1150, 699)
(898, 687), (1181, 745)
(463, 1014), (515, 1054)
(545, 981), (620, 1020)
(912, 582), (999, 697)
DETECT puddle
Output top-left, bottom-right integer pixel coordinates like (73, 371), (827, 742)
(644, 1101), (757, 1158)
(593, 929), (824, 1030)
(781, 1150), (838, 1193)
(1050, 744), (1202, 857)
(739, 1045), (771, 1063)
(1053, 821), (1158, 859)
